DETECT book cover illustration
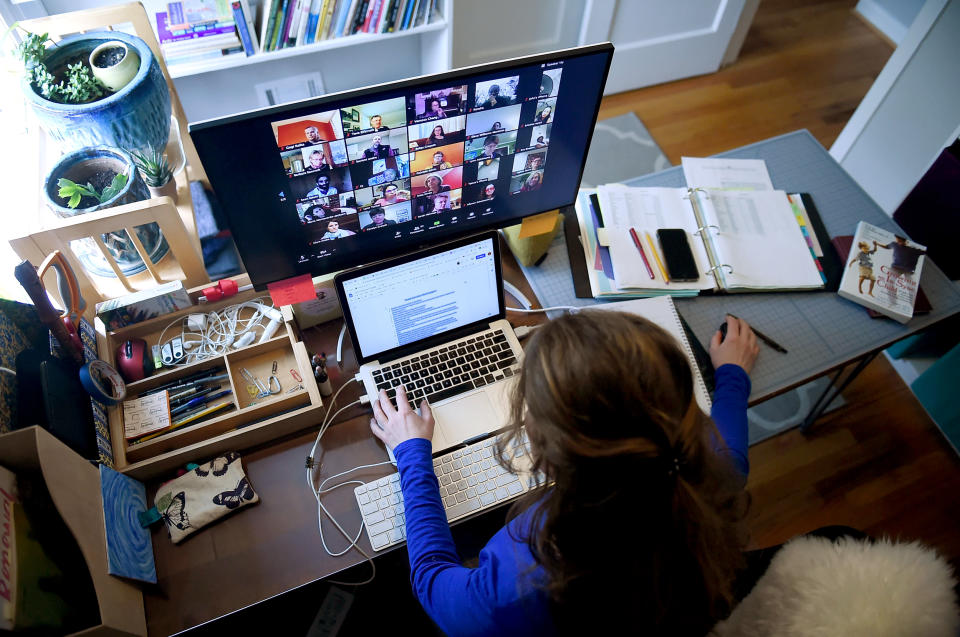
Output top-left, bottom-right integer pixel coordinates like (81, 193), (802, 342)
(837, 221), (927, 324)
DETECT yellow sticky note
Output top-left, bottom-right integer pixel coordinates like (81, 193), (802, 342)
(517, 209), (560, 239)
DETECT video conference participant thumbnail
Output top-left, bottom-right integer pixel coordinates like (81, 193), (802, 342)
(464, 181), (499, 205)
(464, 132), (516, 161)
(350, 156), (410, 189)
(282, 141), (349, 175)
(538, 67), (563, 99)
(341, 97), (406, 136)
(410, 85), (469, 122)
(313, 212), (361, 241)
(346, 129), (409, 162)
(407, 117), (466, 150)
(413, 188), (462, 217)
(410, 166), (462, 197)
(512, 149), (547, 174)
(372, 180), (411, 206)
(360, 201), (412, 231)
(530, 98), (556, 125)
(465, 104), (522, 138)
(410, 142), (464, 175)
(292, 167), (354, 200)
(526, 123), (551, 149)
(510, 170), (543, 193)
(271, 110), (344, 150)
(463, 157), (502, 184)
(473, 76), (519, 110)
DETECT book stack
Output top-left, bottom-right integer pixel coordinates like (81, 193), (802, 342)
(574, 158), (838, 298)
(259, 0), (440, 53)
(153, 0), (259, 68)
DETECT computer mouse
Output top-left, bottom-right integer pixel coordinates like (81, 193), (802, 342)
(115, 338), (153, 382)
(719, 321), (728, 342)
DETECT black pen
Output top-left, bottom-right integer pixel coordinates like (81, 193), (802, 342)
(726, 314), (788, 354)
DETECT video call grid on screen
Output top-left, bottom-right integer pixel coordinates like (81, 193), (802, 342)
(189, 44), (612, 288)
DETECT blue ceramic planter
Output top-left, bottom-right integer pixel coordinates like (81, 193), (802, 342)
(23, 31), (171, 153)
(44, 146), (169, 277)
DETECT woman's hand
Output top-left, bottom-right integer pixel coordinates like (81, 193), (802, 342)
(369, 384), (435, 449)
(710, 315), (760, 374)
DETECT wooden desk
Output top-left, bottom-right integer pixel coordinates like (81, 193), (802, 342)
(143, 238), (541, 636)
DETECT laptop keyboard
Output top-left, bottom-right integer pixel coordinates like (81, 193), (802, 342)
(371, 329), (520, 407)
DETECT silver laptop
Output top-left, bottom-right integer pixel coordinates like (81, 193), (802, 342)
(334, 231), (523, 453)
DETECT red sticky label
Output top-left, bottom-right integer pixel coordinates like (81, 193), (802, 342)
(267, 274), (316, 307)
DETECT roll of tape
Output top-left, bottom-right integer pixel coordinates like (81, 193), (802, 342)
(80, 360), (127, 406)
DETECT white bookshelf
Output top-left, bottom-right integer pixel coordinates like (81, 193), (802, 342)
(167, 15), (450, 79)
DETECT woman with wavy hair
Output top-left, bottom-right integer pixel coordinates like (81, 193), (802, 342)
(371, 312), (757, 636)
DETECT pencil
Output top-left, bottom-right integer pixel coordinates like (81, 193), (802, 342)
(645, 231), (669, 283)
(133, 402), (235, 444)
(629, 227), (655, 279)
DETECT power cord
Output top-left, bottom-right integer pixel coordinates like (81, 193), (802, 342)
(505, 305), (581, 314)
(305, 377), (389, 586)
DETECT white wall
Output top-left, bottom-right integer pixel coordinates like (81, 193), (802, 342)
(831, 0), (959, 215)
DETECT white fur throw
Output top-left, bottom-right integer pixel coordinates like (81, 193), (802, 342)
(712, 536), (960, 637)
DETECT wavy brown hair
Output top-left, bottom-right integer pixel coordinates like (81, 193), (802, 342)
(496, 311), (749, 635)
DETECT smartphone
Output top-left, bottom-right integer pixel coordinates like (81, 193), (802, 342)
(657, 229), (700, 282)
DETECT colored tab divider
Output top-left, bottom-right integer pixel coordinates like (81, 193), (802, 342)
(267, 273), (317, 306)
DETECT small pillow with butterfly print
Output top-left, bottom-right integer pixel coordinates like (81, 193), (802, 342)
(153, 451), (259, 544)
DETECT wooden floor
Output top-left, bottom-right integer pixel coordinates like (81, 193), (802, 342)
(600, 0), (960, 567)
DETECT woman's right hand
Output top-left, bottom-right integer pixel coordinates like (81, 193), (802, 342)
(709, 315), (760, 374)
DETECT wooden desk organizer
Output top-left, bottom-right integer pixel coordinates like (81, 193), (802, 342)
(96, 284), (324, 480)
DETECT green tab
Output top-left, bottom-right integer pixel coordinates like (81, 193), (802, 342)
(138, 507), (162, 528)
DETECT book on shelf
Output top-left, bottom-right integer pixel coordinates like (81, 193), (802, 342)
(231, 0), (260, 54)
(573, 184), (840, 298)
(836, 221), (928, 324)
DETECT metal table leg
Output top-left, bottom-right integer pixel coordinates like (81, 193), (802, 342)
(801, 351), (880, 431)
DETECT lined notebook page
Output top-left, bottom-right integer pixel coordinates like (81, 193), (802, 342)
(700, 189), (823, 290)
(584, 296), (712, 414)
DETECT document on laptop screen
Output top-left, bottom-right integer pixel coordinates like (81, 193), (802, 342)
(342, 237), (500, 357)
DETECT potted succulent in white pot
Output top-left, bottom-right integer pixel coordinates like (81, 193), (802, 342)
(131, 147), (177, 204)
(88, 39), (140, 92)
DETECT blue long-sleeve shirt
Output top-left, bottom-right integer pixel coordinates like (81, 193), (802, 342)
(393, 363), (751, 636)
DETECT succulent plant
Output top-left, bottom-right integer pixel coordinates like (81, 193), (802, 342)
(131, 148), (174, 187)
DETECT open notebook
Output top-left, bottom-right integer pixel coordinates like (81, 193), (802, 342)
(585, 185), (827, 294)
(582, 296), (712, 414)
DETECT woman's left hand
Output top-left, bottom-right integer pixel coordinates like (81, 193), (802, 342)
(370, 384), (435, 448)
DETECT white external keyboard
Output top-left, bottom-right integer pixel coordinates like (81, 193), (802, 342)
(354, 432), (536, 551)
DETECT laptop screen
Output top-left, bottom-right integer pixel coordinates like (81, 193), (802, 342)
(339, 234), (501, 362)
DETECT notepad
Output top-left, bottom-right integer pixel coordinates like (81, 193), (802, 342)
(122, 391), (172, 440)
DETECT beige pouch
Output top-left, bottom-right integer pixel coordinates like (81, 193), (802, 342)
(154, 451), (259, 544)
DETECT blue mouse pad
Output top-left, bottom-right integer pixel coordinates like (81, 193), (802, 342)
(100, 464), (157, 584)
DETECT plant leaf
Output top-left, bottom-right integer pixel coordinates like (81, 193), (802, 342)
(99, 173), (128, 202)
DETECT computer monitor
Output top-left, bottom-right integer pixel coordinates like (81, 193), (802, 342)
(189, 43), (613, 289)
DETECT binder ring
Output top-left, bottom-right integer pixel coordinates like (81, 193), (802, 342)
(705, 264), (733, 276)
(694, 224), (720, 237)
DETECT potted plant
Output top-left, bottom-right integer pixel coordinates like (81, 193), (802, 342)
(43, 146), (169, 277)
(13, 28), (170, 154)
(131, 147), (177, 203)
(89, 39), (140, 92)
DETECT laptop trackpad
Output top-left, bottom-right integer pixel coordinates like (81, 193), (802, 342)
(434, 392), (497, 446)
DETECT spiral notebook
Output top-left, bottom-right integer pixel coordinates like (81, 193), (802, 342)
(582, 296), (712, 414)
(580, 185), (831, 295)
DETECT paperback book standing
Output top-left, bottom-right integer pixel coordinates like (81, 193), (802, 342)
(837, 221), (927, 324)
